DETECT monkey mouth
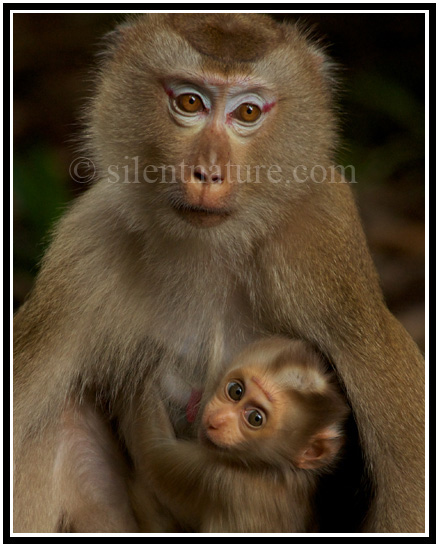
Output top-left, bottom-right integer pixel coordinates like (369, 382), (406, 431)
(199, 428), (221, 449)
(171, 202), (232, 228)
(200, 434), (218, 449)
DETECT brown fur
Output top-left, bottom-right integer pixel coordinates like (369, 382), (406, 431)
(13, 14), (424, 533)
(131, 338), (348, 533)
(170, 13), (282, 62)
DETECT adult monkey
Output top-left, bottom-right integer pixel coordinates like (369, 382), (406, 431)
(13, 13), (424, 533)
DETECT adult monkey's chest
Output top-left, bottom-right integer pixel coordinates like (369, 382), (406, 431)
(152, 283), (265, 436)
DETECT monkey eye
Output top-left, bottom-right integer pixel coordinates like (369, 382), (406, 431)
(175, 93), (204, 114)
(226, 381), (244, 401)
(233, 103), (262, 124)
(244, 409), (265, 428)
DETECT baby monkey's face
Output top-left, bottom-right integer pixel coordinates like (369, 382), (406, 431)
(200, 366), (288, 449)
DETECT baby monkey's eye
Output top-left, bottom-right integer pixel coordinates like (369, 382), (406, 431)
(175, 93), (204, 113)
(245, 409), (265, 428)
(234, 103), (261, 123)
(227, 381), (244, 401)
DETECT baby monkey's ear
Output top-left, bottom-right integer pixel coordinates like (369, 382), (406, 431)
(294, 426), (344, 470)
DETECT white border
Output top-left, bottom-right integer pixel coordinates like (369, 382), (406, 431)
(9, 7), (430, 543)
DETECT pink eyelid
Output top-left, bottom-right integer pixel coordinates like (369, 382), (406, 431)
(262, 101), (276, 113)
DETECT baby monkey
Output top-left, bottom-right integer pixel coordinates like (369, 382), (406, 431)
(142, 337), (350, 533)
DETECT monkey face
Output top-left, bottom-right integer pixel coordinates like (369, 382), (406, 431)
(88, 14), (337, 242)
(155, 77), (279, 230)
(200, 366), (286, 450)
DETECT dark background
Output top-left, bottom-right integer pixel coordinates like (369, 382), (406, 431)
(13, 12), (425, 350)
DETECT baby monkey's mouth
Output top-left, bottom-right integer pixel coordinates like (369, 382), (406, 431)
(199, 428), (216, 447)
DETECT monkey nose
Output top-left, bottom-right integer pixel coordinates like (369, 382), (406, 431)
(194, 167), (224, 184)
(207, 413), (227, 429)
(207, 419), (221, 430)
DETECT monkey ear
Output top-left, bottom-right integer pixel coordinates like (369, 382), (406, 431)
(306, 41), (337, 85)
(99, 17), (139, 59)
(308, 45), (327, 68)
(295, 426), (344, 470)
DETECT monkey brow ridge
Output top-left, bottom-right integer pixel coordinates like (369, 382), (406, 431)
(250, 375), (274, 403)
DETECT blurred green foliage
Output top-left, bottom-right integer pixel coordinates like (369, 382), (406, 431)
(338, 70), (425, 187)
(13, 147), (70, 306)
(14, 147), (69, 250)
